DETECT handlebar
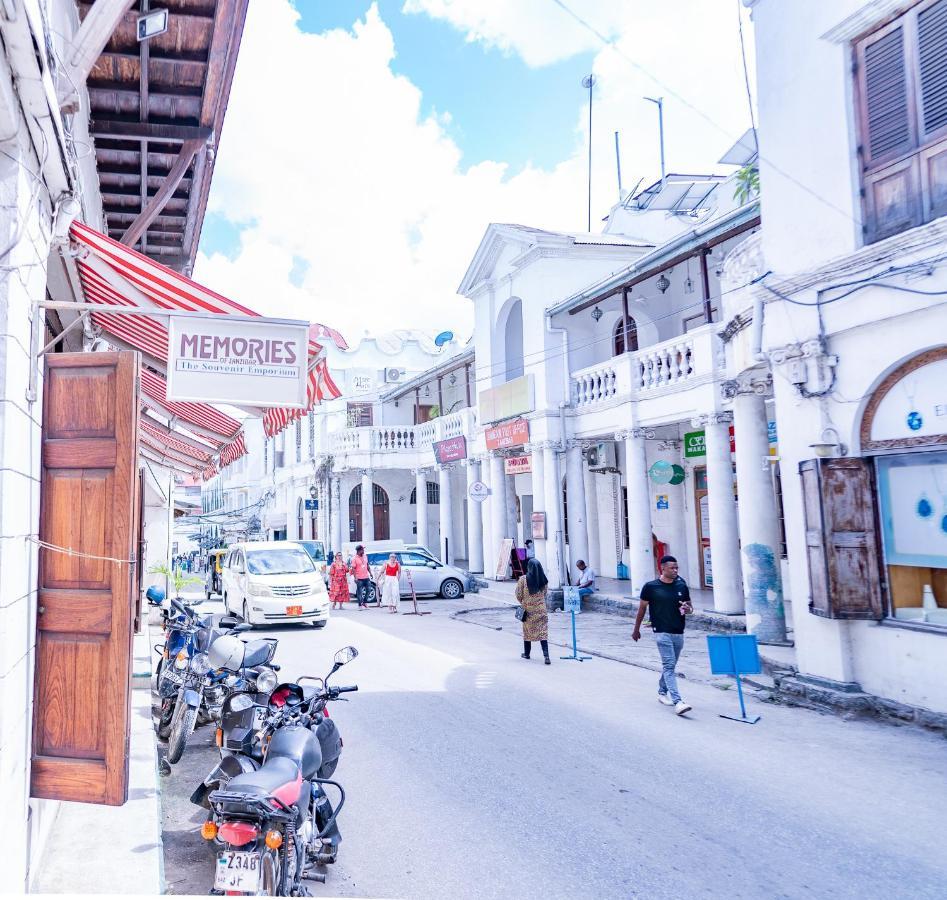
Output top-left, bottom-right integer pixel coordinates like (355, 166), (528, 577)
(333, 685), (358, 694)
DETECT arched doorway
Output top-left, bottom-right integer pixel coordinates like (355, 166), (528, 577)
(296, 497), (304, 539)
(614, 316), (638, 355)
(503, 299), (524, 379)
(348, 483), (390, 542)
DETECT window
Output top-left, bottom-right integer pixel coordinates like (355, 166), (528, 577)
(854, 0), (947, 242)
(347, 402), (373, 427)
(613, 317), (638, 356)
(409, 482), (440, 504)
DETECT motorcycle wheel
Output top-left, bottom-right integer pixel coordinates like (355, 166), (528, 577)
(166, 699), (198, 764)
(260, 849), (281, 896)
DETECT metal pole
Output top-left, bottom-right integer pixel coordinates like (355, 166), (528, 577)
(583, 75), (596, 232)
(644, 96), (666, 189)
(614, 131), (623, 202)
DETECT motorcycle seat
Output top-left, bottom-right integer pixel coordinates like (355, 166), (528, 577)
(225, 756), (302, 805)
(242, 640), (273, 668)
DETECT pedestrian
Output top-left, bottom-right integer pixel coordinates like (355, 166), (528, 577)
(349, 545), (372, 609)
(380, 552), (401, 614)
(328, 551), (349, 610)
(524, 539), (536, 560)
(575, 559), (596, 599)
(516, 557), (551, 665)
(632, 555), (693, 716)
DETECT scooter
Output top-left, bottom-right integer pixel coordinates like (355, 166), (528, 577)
(193, 647), (358, 896)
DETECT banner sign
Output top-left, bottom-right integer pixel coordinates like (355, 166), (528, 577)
(434, 435), (467, 464)
(504, 454), (532, 475)
(683, 426), (735, 457)
(530, 511), (546, 540)
(167, 315), (309, 407)
(479, 374), (535, 425)
(485, 417), (530, 450)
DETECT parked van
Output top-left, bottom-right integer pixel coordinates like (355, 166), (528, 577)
(221, 541), (330, 628)
(297, 540), (328, 584)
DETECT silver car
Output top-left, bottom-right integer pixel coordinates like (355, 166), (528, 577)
(364, 549), (469, 600)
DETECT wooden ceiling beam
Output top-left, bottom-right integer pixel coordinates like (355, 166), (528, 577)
(91, 120), (213, 143)
(101, 184), (190, 200)
(59, 0), (136, 105)
(98, 48), (209, 65)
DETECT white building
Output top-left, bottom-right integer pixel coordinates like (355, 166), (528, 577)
(722, 0), (947, 719)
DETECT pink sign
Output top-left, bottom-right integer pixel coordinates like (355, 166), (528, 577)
(433, 435), (467, 464)
(484, 417), (530, 450)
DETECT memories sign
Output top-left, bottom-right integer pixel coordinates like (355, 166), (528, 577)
(167, 315), (310, 407)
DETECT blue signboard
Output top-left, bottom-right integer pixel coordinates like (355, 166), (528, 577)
(563, 586), (581, 613)
(305, 499), (318, 511)
(706, 634), (761, 724)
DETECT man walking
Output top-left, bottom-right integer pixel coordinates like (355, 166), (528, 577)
(349, 544), (372, 609)
(632, 555), (693, 715)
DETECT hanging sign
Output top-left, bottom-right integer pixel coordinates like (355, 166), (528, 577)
(434, 436), (467, 464)
(683, 426), (735, 457)
(530, 511), (546, 540)
(649, 460), (673, 483)
(504, 454), (532, 475)
(495, 538), (514, 579)
(484, 417), (530, 450)
(167, 315), (310, 407)
(304, 499), (318, 511)
(468, 481), (490, 502)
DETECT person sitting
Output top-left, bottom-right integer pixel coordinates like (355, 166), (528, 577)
(576, 560), (596, 598)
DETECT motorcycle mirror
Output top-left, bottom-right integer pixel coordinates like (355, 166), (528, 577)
(333, 646), (358, 667)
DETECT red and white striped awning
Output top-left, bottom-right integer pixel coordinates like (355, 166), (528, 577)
(69, 222), (343, 439)
(140, 367), (240, 446)
(140, 418), (215, 466)
(219, 433), (248, 468)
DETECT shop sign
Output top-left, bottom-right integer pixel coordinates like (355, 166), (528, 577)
(868, 358), (947, 444)
(305, 499), (318, 511)
(504, 454), (532, 475)
(485, 417), (530, 450)
(468, 481), (490, 502)
(434, 436), (467, 464)
(655, 494), (669, 510)
(683, 426), (735, 457)
(479, 375), (535, 425)
(167, 315), (309, 407)
(347, 367), (376, 395)
(531, 511), (546, 540)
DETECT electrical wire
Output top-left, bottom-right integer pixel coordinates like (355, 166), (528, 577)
(736, 0), (759, 157)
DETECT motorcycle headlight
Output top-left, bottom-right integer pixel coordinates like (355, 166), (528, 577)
(248, 583), (271, 597)
(174, 650), (189, 670)
(191, 652), (209, 674)
(255, 667), (278, 694)
(229, 693), (254, 712)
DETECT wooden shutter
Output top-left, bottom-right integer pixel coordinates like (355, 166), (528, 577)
(861, 25), (913, 165)
(918, 0), (947, 137)
(32, 352), (140, 805)
(798, 458), (884, 620)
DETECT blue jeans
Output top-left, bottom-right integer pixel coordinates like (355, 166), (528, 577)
(655, 632), (685, 703)
(578, 587), (594, 598)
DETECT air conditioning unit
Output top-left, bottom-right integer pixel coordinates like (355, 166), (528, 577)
(383, 367), (406, 383)
(586, 441), (618, 472)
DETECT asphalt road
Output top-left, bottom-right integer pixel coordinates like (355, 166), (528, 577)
(159, 598), (947, 899)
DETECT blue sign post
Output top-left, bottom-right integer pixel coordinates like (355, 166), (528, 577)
(304, 499), (318, 511)
(560, 587), (591, 662)
(706, 634), (761, 724)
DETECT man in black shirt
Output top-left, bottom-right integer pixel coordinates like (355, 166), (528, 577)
(633, 555), (693, 715)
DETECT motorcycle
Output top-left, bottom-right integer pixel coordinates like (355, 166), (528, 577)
(195, 646), (359, 896)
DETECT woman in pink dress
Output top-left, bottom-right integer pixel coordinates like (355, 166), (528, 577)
(328, 552), (349, 610)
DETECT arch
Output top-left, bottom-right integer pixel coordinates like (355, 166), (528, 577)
(496, 296), (525, 381)
(409, 482), (440, 505)
(613, 315), (639, 356)
(348, 483), (391, 542)
(859, 345), (947, 452)
(296, 497), (304, 539)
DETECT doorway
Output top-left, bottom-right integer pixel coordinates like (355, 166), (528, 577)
(348, 482), (391, 541)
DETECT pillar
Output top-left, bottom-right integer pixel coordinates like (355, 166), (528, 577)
(465, 459), (484, 573)
(360, 469), (374, 543)
(489, 452), (508, 578)
(528, 442), (545, 562)
(583, 460), (601, 572)
(330, 477), (342, 551)
(732, 383), (788, 642)
(541, 442), (563, 588)
(438, 465), (453, 565)
(565, 441), (589, 577)
(619, 429), (655, 595)
(480, 455), (493, 576)
(414, 468), (429, 550)
(700, 412), (744, 614)
(505, 462), (518, 546)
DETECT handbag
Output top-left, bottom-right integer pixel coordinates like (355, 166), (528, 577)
(514, 606), (527, 622)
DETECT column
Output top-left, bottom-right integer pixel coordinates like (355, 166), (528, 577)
(619, 429), (655, 596)
(528, 442), (545, 561)
(480, 455), (494, 576)
(360, 469), (374, 543)
(700, 412), (744, 614)
(565, 441), (589, 576)
(541, 442), (563, 588)
(465, 459), (484, 573)
(732, 382), (788, 642)
(330, 477), (342, 551)
(583, 460), (601, 572)
(489, 452), (508, 578)
(414, 468), (429, 550)
(505, 462), (518, 546)
(438, 465), (454, 565)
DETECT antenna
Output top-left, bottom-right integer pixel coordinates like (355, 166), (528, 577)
(614, 131), (623, 201)
(582, 74), (596, 232)
(644, 96), (666, 189)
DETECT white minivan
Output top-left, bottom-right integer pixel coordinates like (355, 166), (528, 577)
(221, 541), (330, 628)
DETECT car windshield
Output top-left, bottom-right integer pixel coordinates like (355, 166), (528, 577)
(298, 541), (326, 562)
(246, 549), (315, 576)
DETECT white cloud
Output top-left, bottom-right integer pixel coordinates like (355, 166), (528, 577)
(196, 1), (756, 342)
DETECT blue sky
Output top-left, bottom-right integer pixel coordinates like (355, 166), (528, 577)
(199, 0), (594, 260)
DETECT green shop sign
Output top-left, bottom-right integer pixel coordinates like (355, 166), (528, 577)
(684, 430), (706, 458)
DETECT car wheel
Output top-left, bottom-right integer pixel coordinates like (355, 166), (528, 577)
(312, 620), (327, 629)
(440, 578), (463, 599)
(242, 600), (253, 628)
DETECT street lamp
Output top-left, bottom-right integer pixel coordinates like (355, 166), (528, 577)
(591, 305), (604, 323)
(309, 485), (317, 500)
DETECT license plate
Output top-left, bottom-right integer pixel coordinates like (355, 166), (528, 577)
(253, 706), (266, 728)
(286, 605), (303, 616)
(215, 851), (260, 892)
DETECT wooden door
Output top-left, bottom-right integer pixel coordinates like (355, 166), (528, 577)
(31, 352), (140, 805)
(133, 467), (145, 632)
(373, 485), (390, 541)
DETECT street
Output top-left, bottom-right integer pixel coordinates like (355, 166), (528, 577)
(160, 598), (947, 899)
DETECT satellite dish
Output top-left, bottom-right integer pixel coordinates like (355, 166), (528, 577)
(434, 331), (454, 347)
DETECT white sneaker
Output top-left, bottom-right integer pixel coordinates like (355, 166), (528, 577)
(674, 700), (692, 716)
(658, 693), (674, 706)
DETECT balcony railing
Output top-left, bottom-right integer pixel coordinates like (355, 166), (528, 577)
(329, 407), (479, 455)
(570, 323), (717, 410)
